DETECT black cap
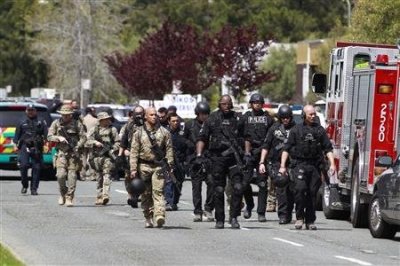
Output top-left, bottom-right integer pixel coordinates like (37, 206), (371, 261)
(26, 104), (36, 110)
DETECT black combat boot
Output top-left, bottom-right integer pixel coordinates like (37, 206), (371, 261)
(215, 221), (224, 229)
(231, 218), (240, 229)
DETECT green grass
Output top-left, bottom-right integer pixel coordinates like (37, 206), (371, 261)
(0, 244), (24, 266)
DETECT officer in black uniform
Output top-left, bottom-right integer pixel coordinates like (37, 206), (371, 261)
(196, 95), (244, 229)
(183, 102), (214, 222)
(259, 105), (295, 224)
(241, 93), (274, 222)
(14, 104), (48, 195)
(164, 112), (186, 211)
(280, 105), (335, 230)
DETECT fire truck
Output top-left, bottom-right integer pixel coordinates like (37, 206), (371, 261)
(312, 42), (400, 228)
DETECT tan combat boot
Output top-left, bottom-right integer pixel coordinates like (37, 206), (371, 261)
(95, 197), (103, 205)
(65, 197), (73, 207)
(295, 219), (304, 230)
(155, 216), (165, 228)
(266, 203), (276, 212)
(102, 197), (109, 205)
(58, 196), (66, 205)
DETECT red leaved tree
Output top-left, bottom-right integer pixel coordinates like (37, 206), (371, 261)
(208, 24), (275, 99)
(105, 21), (213, 99)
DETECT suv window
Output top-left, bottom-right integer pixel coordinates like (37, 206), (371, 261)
(0, 107), (51, 126)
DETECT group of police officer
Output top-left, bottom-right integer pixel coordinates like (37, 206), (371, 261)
(15, 94), (335, 230)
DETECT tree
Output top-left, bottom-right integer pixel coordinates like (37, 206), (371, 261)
(348, 0), (400, 44)
(0, 1), (48, 96)
(209, 25), (274, 99)
(26, 0), (127, 105)
(259, 46), (296, 103)
(106, 21), (213, 100)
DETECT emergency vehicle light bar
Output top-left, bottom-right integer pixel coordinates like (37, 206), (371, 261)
(336, 41), (397, 49)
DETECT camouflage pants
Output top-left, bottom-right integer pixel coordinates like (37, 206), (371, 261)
(93, 157), (113, 199)
(267, 176), (277, 206)
(139, 163), (165, 220)
(55, 152), (79, 199)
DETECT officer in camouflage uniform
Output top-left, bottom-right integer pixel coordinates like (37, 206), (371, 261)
(118, 105), (144, 208)
(280, 105), (335, 230)
(48, 105), (86, 207)
(241, 93), (274, 222)
(130, 107), (174, 228)
(86, 112), (120, 205)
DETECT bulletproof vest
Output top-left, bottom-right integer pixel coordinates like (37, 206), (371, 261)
(186, 119), (199, 144)
(295, 125), (323, 160)
(269, 123), (293, 161)
(245, 110), (273, 146)
(209, 111), (240, 151)
(94, 125), (114, 144)
(20, 118), (45, 147)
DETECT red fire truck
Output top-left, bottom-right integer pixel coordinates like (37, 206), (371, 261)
(312, 42), (400, 228)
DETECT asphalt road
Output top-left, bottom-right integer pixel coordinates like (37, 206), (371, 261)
(1, 171), (399, 265)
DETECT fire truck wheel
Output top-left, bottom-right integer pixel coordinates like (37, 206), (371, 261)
(322, 182), (348, 219)
(350, 158), (368, 228)
(368, 195), (397, 238)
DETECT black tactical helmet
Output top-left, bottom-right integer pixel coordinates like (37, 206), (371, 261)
(127, 178), (146, 195)
(195, 102), (210, 115)
(249, 93), (265, 104)
(272, 171), (289, 188)
(277, 105), (293, 119)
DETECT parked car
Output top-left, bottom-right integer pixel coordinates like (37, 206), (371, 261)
(0, 101), (56, 179)
(87, 104), (131, 132)
(368, 156), (400, 239)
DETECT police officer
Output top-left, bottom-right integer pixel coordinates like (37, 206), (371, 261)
(130, 107), (174, 228)
(48, 105), (86, 207)
(280, 105), (335, 230)
(241, 93), (274, 222)
(259, 105), (295, 224)
(196, 95), (244, 229)
(14, 104), (48, 195)
(87, 112), (120, 205)
(183, 102), (214, 222)
(165, 112), (187, 211)
(118, 105), (145, 208)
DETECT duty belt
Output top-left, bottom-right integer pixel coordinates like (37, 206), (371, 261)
(138, 158), (157, 165)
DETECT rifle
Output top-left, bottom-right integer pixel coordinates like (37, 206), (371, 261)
(220, 123), (251, 175)
(143, 125), (176, 183)
(99, 142), (117, 161)
(59, 126), (77, 152)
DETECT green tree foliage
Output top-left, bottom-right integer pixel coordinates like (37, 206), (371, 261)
(0, 1), (48, 96)
(259, 46), (296, 102)
(122, 0), (348, 43)
(349, 0), (400, 44)
(26, 0), (127, 104)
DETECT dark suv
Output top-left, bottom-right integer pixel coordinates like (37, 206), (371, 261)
(0, 101), (56, 179)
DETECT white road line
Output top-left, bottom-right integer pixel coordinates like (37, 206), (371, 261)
(335, 255), (372, 266)
(272, 237), (304, 247)
(178, 200), (191, 206)
(240, 227), (250, 231)
(115, 189), (128, 194)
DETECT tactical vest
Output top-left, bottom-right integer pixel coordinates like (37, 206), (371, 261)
(209, 111), (241, 151)
(295, 125), (323, 160)
(245, 110), (273, 146)
(20, 118), (45, 148)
